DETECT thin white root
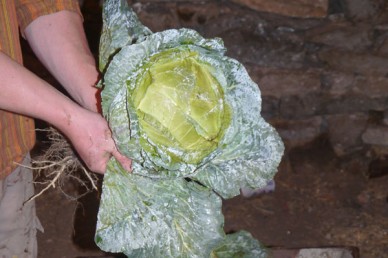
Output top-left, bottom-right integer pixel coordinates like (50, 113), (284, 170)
(81, 166), (98, 190)
(27, 165), (64, 203)
(22, 127), (99, 203)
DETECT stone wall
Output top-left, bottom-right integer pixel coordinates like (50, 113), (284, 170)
(130, 0), (388, 158)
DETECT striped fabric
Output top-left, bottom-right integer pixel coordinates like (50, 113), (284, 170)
(0, 0), (81, 179)
(16, 0), (82, 36)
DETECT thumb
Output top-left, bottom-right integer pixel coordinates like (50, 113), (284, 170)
(112, 149), (132, 172)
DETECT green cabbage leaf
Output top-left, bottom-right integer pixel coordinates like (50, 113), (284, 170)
(95, 0), (284, 257)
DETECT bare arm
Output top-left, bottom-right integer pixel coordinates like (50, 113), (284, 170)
(0, 10), (131, 174)
(0, 52), (131, 174)
(24, 10), (100, 112)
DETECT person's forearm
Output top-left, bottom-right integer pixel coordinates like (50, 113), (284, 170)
(0, 10), (132, 174)
(0, 52), (86, 133)
(0, 52), (133, 174)
(24, 10), (100, 112)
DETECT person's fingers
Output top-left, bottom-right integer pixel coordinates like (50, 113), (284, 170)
(112, 148), (132, 172)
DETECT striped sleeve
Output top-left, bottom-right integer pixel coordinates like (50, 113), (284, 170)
(15, 0), (82, 36)
(0, 0), (23, 62)
(0, 0), (36, 180)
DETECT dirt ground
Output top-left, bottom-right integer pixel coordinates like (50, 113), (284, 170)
(32, 136), (388, 258)
(22, 1), (388, 258)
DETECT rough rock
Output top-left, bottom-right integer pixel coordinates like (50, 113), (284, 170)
(305, 22), (373, 52)
(272, 117), (323, 148)
(251, 68), (321, 98)
(318, 48), (388, 77)
(320, 71), (355, 97)
(362, 125), (388, 146)
(326, 113), (369, 156)
(231, 0), (329, 18)
(353, 76), (388, 98)
(342, 0), (386, 22)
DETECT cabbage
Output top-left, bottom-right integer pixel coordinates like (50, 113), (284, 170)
(95, 1), (284, 257)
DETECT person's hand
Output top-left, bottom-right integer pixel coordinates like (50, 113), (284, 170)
(59, 107), (132, 174)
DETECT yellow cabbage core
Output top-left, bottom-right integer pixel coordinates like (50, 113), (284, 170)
(131, 49), (229, 164)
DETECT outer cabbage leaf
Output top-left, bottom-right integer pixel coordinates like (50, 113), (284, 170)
(96, 0), (283, 257)
(99, 0), (151, 72)
(96, 159), (224, 258)
(190, 54), (284, 198)
(211, 231), (267, 258)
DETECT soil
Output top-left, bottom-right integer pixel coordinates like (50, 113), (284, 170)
(21, 1), (388, 258)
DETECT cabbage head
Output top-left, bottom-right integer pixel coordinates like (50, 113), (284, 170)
(95, 1), (284, 257)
